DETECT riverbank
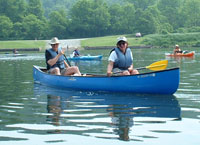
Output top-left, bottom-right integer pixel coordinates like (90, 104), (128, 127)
(84, 45), (152, 50)
(0, 39), (84, 52)
(0, 48), (41, 52)
(81, 33), (200, 48)
(1, 32), (200, 52)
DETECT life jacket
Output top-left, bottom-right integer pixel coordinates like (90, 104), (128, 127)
(113, 47), (133, 70)
(46, 47), (65, 70)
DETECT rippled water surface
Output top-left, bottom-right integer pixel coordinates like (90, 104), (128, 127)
(0, 48), (200, 145)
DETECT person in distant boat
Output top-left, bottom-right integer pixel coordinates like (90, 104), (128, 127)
(174, 44), (182, 54)
(45, 37), (81, 76)
(72, 49), (80, 57)
(13, 49), (18, 54)
(107, 36), (139, 77)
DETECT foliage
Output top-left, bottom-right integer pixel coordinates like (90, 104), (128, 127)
(142, 32), (200, 47)
(70, 0), (110, 37)
(27, 0), (44, 20)
(108, 3), (135, 34)
(179, 0), (200, 27)
(48, 10), (69, 38)
(41, 0), (79, 17)
(22, 14), (46, 39)
(1, 0), (200, 45)
(157, 0), (182, 29)
(0, 0), (26, 22)
(0, 15), (13, 39)
(126, 0), (157, 10)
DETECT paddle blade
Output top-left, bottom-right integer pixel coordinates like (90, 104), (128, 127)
(146, 60), (168, 71)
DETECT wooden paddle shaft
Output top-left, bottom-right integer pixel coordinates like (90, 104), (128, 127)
(63, 54), (71, 67)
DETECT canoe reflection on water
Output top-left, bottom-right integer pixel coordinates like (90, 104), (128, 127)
(34, 84), (181, 141)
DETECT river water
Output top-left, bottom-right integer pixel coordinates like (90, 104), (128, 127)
(0, 47), (199, 145)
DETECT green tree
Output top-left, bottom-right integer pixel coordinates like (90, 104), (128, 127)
(90, 0), (110, 36)
(179, 0), (200, 27)
(22, 14), (46, 39)
(70, 0), (110, 37)
(0, 15), (13, 39)
(12, 22), (24, 39)
(126, 0), (156, 10)
(48, 10), (69, 38)
(108, 3), (135, 35)
(0, 0), (26, 22)
(108, 4), (124, 34)
(134, 8), (157, 35)
(144, 5), (173, 34)
(157, 0), (182, 30)
(120, 3), (136, 34)
(27, 0), (44, 20)
(70, 0), (93, 37)
(42, 0), (78, 17)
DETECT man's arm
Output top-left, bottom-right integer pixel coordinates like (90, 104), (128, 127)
(46, 50), (64, 66)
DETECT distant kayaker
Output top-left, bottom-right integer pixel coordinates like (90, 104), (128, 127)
(45, 37), (81, 76)
(72, 49), (80, 57)
(13, 49), (18, 54)
(174, 44), (182, 54)
(107, 36), (139, 77)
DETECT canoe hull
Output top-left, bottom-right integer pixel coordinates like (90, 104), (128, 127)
(67, 55), (102, 61)
(165, 51), (195, 57)
(33, 66), (180, 95)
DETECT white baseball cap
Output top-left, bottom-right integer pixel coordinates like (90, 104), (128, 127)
(50, 37), (60, 45)
(117, 36), (127, 44)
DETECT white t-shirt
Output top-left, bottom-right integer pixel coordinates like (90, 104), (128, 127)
(108, 50), (133, 62)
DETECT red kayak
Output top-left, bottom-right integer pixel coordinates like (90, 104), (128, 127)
(165, 51), (195, 57)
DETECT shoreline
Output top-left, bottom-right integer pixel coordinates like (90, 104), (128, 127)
(0, 48), (41, 52)
(84, 45), (153, 50)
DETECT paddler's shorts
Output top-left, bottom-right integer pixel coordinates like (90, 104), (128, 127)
(48, 67), (67, 75)
(112, 68), (127, 75)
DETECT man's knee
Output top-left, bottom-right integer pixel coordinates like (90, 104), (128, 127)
(122, 71), (130, 75)
(51, 67), (60, 75)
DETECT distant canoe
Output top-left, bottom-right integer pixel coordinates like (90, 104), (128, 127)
(33, 65), (180, 95)
(165, 51), (195, 57)
(67, 55), (102, 61)
(5, 53), (27, 57)
(13, 54), (27, 57)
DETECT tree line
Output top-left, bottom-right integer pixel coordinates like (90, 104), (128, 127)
(1, 0), (200, 40)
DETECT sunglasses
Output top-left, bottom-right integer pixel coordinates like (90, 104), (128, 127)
(52, 43), (59, 46)
(118, 41), (126, 46)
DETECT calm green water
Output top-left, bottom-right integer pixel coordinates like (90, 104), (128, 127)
(0, 48), (200, 145)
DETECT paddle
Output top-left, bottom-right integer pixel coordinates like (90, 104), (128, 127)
(136, 60), (168, 71)
(113, 60), (168, 74)
(63, 54), (71, 67)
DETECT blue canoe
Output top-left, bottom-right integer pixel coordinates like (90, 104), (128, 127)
(33, 66), (180, 95)
(67, 55), (102, 61)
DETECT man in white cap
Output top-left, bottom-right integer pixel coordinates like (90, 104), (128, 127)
(45, 37), (81, 76)
(107, 36), (139, 77)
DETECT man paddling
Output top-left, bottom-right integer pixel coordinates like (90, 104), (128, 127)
(45, 37), (81, 76)
(107, 36), (139, 77)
